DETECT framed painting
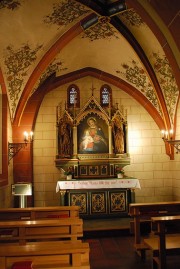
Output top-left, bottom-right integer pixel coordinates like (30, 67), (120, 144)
(77, 115), (109, 154)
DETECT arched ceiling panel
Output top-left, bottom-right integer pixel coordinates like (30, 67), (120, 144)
(118, 9), (179, 124)
(0, 0), (91, 118)
(0, 0), (179, 135)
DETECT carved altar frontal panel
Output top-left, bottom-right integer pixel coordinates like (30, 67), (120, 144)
(89, 166), (99, 176)
(90, 191), (107, 215)
(109, 190), (127, 213)
(78, 164), (109, 178)
(69, 192), (88, 215)
(67, 188), (130, 218)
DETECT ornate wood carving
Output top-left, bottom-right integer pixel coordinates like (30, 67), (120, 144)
(55, 93), (130, 178)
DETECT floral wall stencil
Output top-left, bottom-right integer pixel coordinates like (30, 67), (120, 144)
(152, 53), (179, 123)
(81, 17), (119, 41)
(4, 43), (43, 118)
(44, 0), (89, 27)
(33, 58), (68, 93)
(0, 0), (23, 10)
(117, 60), (162, 116)
(119, 9), (179, 124)
(120, 9), (144, 27)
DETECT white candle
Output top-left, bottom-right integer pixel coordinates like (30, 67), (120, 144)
(161, 130), (165, 139)
(165, 130), (168, 139)
(30, 131), (33, 141)
(24, 131), (28, 142)
(169, 129), (173, 139)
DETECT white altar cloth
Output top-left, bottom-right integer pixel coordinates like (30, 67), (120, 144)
(56, 178), (141, 193)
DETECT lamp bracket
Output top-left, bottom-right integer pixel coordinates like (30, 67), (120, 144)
(8, 142), (27, 163)
(166, 140), (180, 154)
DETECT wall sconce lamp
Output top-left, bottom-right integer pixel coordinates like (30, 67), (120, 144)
(8, 131), (33, 163)
(161, 129), (180, 153)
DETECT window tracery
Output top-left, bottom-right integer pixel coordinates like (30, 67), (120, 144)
(100, 84), (112, 107)
(67, 84), (80, 108)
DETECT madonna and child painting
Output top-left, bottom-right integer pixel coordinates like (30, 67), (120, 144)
(78, 116), (108, 154)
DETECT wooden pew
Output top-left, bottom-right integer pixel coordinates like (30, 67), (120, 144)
(0, 206), (80, 221)
(129, 201), (180, 259)
(144, 215), (180, 269)
(0, 218), (83, 244)
(0, 240), (90, 269)
(0, 207), (90, 269)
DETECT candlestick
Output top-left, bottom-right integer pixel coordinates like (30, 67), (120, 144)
(161, 129), (180, 154)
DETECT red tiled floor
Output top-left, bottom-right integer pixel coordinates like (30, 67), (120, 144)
(85, 235), (150, 269)
(83, 217), (180, 269)
(84, 235), (180, 269)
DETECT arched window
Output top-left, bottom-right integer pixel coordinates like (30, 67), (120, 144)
(100, 84), (112, 107)
(67, 84), (80, 108)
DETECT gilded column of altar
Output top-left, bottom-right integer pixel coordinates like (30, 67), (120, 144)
(125, 124), (129, 155)
(108, 125), (113, 155)
(73, 125), (77, 158)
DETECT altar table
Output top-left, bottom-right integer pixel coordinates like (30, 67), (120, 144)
(56, 178), (141, 192)
(56, 178), (140, 219)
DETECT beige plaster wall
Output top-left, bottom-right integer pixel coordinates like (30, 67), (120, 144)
(33, 77), (179, 206)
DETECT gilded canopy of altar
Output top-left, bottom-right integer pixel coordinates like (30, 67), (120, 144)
(56, 178), (141, 193)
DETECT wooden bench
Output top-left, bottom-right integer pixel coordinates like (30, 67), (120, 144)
(0, 207), (90, 269)
(0, 240), (90, 269)
(0, 218), (83, 244)
(129, 201), (180, 259)
(0, 206), (80, 221)
(144, 215), (180, 269)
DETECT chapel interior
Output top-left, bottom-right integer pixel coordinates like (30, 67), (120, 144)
(0, 0), (180, 269)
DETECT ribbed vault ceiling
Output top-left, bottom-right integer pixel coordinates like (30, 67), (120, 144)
(0, 0), (179, 136)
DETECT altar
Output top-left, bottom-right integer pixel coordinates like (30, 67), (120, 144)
(55, 93), (140, 219)
(56, 178), (140, 219)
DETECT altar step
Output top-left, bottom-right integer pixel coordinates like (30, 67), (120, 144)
(83, 217), (131, 238)
(83, 217), (131, 231)
(83, 217), (152, 238)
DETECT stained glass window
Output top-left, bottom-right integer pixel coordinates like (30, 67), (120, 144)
(100, 85), (112, 107)
(67, 84), (80, 108)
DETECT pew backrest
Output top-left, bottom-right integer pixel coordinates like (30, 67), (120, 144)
(0, 218), (83, 244)
(129, 201), (180, 217)
(0, 241), (90, 269)
(0, 206), (80, 221)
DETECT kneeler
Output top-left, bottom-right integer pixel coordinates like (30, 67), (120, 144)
(12, 261), (33, 269)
